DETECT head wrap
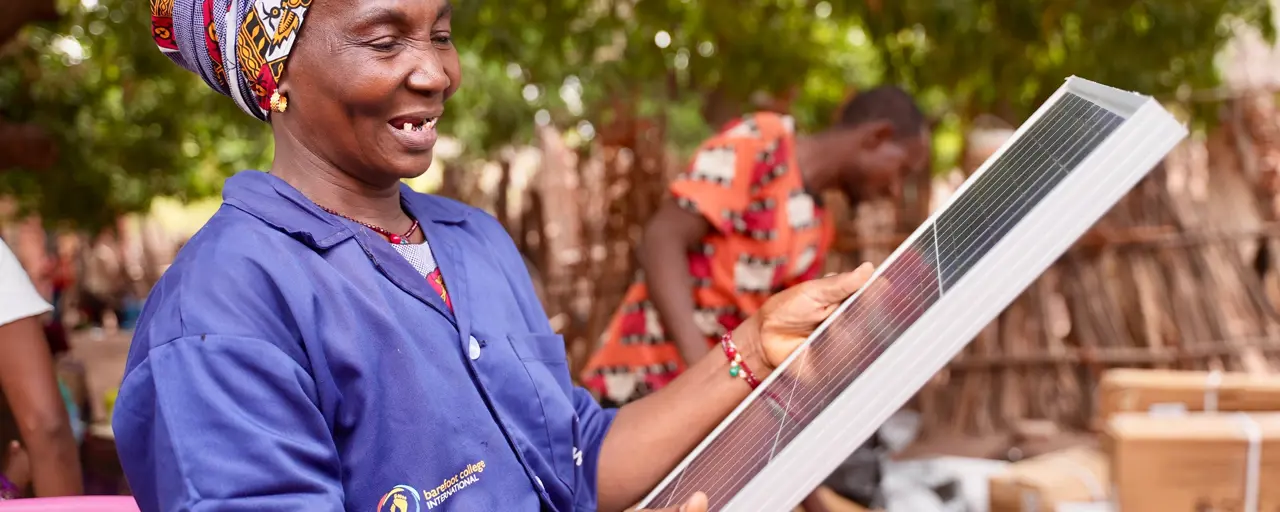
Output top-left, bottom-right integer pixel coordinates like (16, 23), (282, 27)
(151, 0), (312, 121)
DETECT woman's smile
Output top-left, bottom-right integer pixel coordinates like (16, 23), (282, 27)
(132, 0), (882, 511)
(387, 112), (441, 152)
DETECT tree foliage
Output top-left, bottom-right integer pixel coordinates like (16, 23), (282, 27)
(853, 0), (1276, 124)
(0, 0), (1274, 231)
(451, 0), (882, 152)
(0, 0), (270, 232)
(451, 0), (1276, 166)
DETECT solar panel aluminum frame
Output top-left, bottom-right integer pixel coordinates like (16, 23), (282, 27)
(636, 76), (1188, 511)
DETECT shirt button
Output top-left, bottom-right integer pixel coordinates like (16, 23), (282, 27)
(469, 336), (482, 360)
(534, 476), (544, 490)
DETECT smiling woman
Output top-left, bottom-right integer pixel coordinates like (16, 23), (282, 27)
(117, 1), (875, 511)
(269, 0), (457, 193)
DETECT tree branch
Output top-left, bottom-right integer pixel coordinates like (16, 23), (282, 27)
(0, 121), (57, 172)
(0, 0), (60, 48)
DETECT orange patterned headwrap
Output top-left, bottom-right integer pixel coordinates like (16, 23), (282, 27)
(151, 0), (311, 121)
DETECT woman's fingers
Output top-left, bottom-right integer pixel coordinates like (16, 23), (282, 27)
(679, 492), (708, 512)
(636, 492), (708, 512)
(753, 262), (880, 370)
(806, 263), (875, 307)
(4, 439), (31, 489)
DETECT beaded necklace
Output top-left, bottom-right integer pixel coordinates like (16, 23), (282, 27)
(318, 205), (420, 245)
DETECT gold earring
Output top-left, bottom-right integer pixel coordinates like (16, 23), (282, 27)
(270, 90), (288, 113)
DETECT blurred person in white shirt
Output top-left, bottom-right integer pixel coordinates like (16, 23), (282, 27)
(0, 238), (82, 498)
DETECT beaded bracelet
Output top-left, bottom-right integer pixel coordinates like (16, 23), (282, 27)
(720, 332), (761, 389)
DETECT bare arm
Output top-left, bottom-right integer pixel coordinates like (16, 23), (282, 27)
(596, 318), (761, 512)
(637, 199), (713, 365)
(597, 268), (876, 512)
(0, 315), (82, 497)
(800, 492), (833, 512)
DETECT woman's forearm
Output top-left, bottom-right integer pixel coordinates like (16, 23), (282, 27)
(22, 424), (83, 497)
(0, 316), (83, 496)
(638, 219), (713, 366)
(595, 319), (762, 512)
(593, 268), (874, 511)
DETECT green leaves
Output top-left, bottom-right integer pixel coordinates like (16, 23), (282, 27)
(0, 0), (270, 231)
(450, 0), (888, 157)
(849, 0), (1276, 123)
(0, 0), (1273, 231)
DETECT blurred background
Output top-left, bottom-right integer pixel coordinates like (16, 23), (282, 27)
(3, 0), (1280, 511)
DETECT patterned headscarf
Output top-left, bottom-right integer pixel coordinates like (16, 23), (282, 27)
(151, 0), (312, 121)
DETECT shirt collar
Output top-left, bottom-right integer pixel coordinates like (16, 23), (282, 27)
(221, 171), (471, 250)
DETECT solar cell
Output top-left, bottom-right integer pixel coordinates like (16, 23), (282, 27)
(637, 77), (1188, 511)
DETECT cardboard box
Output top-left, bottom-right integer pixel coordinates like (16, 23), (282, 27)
(1094, 369), (1280, 428)
(1104, 413), (1280, 512)
(806, 486), (874, 512)
(989, 447), (1109, 512)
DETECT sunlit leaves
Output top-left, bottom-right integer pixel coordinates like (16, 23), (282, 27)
(849, 0), (1275, 123)
(0, 0), (270, 231)
(1, 0), (1274, 232)
(451, 0), (885, 155)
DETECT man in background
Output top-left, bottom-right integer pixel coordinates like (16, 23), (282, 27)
(580, 86), (930, 511)
(581, 86), (931, 405)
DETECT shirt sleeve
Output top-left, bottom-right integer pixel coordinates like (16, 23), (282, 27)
(668, 113), (788, 233)
(0, 239), (52, 327)
(113, 334), (344, 511)
(571, 386), (618, 510)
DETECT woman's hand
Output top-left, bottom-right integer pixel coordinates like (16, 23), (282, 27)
(598, 265), (876, 512)
(734, 263), (876, 376)
(636, 492), (708, 512)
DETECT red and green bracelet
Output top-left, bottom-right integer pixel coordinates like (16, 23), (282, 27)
(720, 332), (761, 389)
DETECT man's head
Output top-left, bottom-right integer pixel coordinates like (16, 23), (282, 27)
(825, 86), (931, 202)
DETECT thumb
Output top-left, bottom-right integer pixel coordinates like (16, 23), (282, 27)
(807, 263), (875, 305)
(679, 492), (709, 512)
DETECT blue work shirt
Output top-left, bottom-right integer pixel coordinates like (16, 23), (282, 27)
(114, 171), (617, 512)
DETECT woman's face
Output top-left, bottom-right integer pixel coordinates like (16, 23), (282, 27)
(277, 0), (460, 186)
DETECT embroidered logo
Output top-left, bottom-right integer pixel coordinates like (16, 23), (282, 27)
(376, 460), (486, 511)
(423, 460), (485, 509)
(377, 485), (421, 512)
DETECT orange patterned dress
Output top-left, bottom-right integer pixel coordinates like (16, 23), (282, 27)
(580, 112), (836, 405)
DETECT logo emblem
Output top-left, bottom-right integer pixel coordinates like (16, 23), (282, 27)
(377, 485), (421, 512)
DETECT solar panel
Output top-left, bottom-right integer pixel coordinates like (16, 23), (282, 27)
(636, 77), (1188, 511)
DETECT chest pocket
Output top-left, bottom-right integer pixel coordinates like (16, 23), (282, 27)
(503, 333), (580, 495)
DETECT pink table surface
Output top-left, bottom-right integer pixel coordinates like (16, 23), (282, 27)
(0, 497), (139, 511)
